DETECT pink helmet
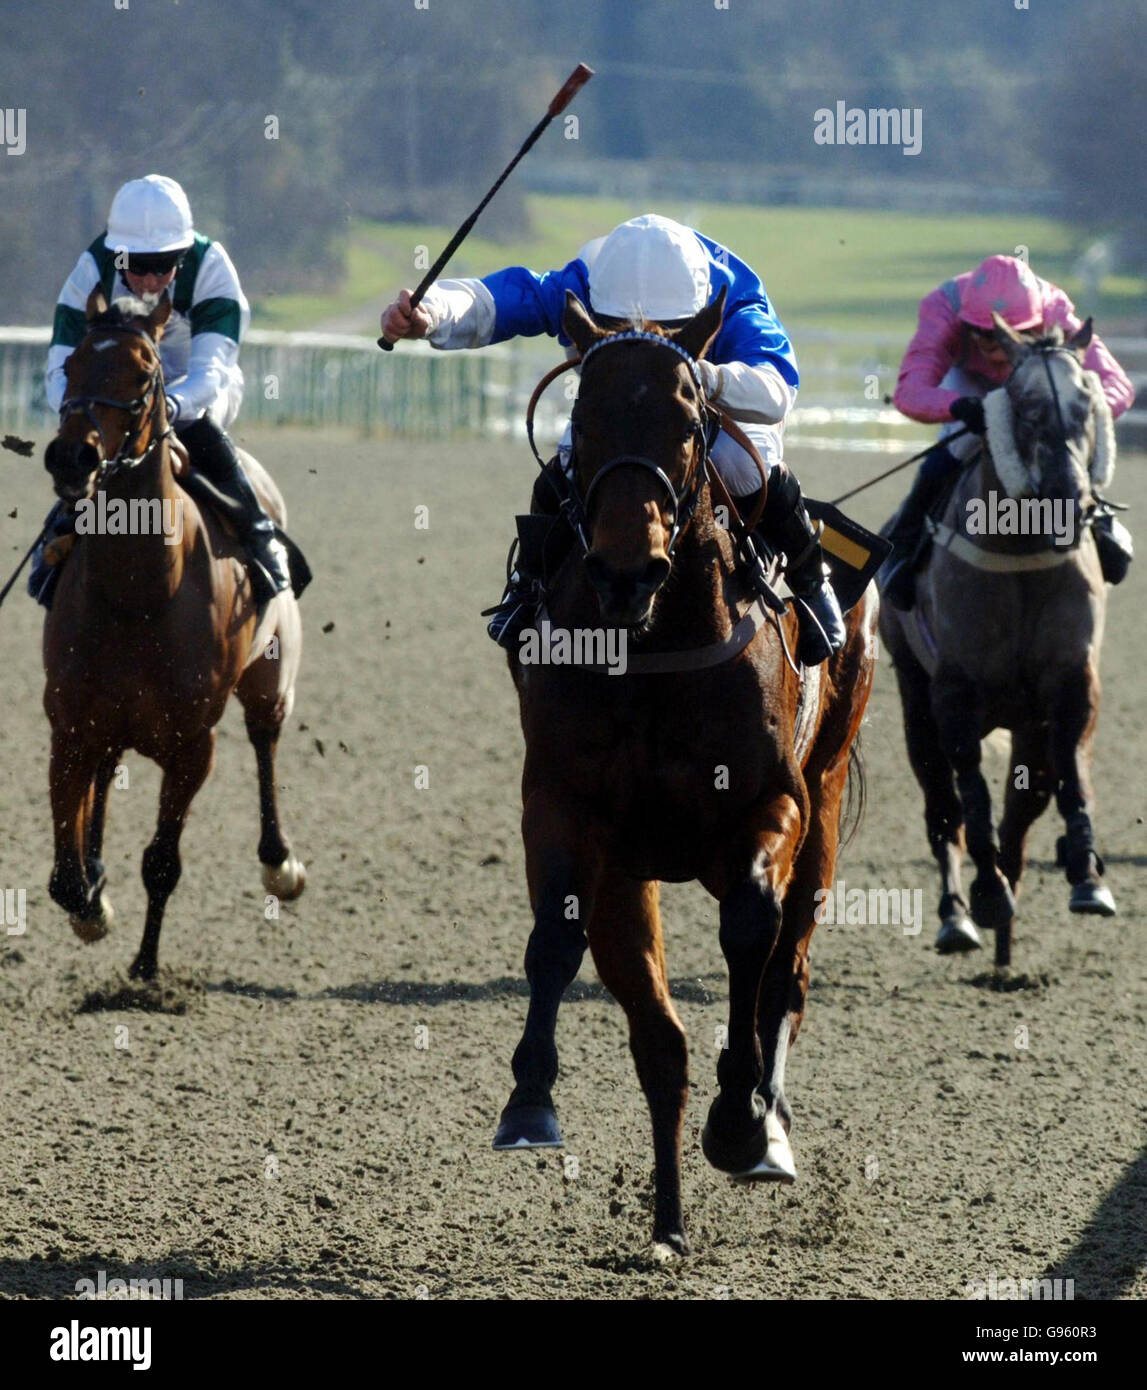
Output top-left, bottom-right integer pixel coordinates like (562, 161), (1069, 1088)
(959, 255), (1043, 331)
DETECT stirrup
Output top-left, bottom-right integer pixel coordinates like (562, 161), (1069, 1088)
(881, 533), (931, 612)
(482, 570), (538, 650)
(737, 533), (788, 615)
(247, 533), (292, 606)
(789, 575), (845, 666)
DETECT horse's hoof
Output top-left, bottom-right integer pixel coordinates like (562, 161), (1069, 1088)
(729, 1112), (797, 1184)
(969, 875), (1016, 930)
(650, 1233), (690, 1261)
(702, 1094), (768, 1175)
(70, 898), (112, 944)
(127, 956), (156, 983)
(263, 854), (306, 901)
(1070, 882), (1116, 916)
(493, 1104), (563, 1150)
(935, 915), (981, 953)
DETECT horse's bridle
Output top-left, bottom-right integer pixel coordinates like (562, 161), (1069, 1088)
(532, 329), (720, 558)
(57, 322), (171, 483)
(1011, 341), (1093, 497)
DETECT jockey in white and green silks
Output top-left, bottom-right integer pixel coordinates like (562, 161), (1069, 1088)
(33, 173), (290, 606)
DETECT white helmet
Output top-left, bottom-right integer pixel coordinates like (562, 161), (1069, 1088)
(105, 175), (195, 254)
(587, 214), (710, 322)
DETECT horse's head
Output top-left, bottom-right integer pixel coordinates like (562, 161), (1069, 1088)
(989, 313), (1112, 538)
(561, 284), (726, 627)
(45, 288), (171, 502)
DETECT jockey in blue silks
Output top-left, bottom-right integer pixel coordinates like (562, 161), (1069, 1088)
(380, 213), (845, 664)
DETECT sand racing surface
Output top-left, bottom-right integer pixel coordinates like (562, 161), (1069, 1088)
(1, 428), (1145, 1300)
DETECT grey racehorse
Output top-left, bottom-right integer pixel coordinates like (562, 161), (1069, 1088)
(880, 314), (1117, 966)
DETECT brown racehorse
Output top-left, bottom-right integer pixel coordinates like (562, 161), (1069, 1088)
(41, 289), (305, 980)
(492, 288), (878, 1255)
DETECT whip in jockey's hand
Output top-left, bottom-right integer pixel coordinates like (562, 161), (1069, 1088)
(882, 253), (1136, 612)
(380, 212), (847, 666)
(33, 174), (291, 609)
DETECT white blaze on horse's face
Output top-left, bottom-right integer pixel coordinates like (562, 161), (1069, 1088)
(1006, 345), (1095, 506)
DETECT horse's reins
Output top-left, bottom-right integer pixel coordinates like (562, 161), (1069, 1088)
(524, 334), (798, 673)
(829, 426), (973, 507)
(0, 322), (171, 613)
(524, 337), (770, 554)
(832, 344), (1101, 510)
(925, 344), (1116, 573)
(57, 322), (172, 482)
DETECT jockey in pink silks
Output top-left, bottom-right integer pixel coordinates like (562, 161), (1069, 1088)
(882, 253), (1135, 609)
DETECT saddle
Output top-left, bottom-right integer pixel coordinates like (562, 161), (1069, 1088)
(31, 463), (312, 611)
(176, 468), (312, 600)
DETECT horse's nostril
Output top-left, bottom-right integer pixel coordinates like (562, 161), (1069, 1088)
(640, 558), (671, 592)
(585, 554), (608, 590)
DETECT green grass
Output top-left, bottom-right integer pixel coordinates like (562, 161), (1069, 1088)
(251, 193), (1146, 341)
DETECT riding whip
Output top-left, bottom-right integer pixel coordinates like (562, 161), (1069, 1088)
(378, 62), (594, 350)
(0, 524), (49, 611)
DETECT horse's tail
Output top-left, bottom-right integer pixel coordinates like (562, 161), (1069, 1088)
(838, 733), (867, 849)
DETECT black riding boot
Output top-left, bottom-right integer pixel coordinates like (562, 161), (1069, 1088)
(176, 416), (291, 600)
(485, 458), (575, 648)
(744, 467), (845, 666)
(881, 443), (963, 611)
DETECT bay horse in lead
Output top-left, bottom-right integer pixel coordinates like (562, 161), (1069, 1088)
(493, 288), (878, 1255)
(41, 290), (305, 980)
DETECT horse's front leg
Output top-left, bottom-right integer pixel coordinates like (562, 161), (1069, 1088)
(83, 752), (122, 931)
(586, 871), (689, 1254)
(131, 729), (215, 981)
(701, 790), (802, 1177)
(933, 671), (1015, 965)
(494, 792), (599, 1150)
(48, 733), (108, 943)
(891, 647), (979, 953)
(1046, 660), (1115, 916)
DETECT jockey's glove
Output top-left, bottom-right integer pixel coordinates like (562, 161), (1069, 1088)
(949, 396), (986, 435)
(166, 395), (182, 423)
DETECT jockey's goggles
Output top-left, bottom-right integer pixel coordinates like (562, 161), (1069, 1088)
(125, 250), (186, 278)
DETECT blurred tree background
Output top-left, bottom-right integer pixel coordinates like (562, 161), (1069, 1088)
(0, 0), (1141, 322)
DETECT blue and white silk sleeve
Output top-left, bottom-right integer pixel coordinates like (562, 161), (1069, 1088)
(480, 259), (592, 346)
